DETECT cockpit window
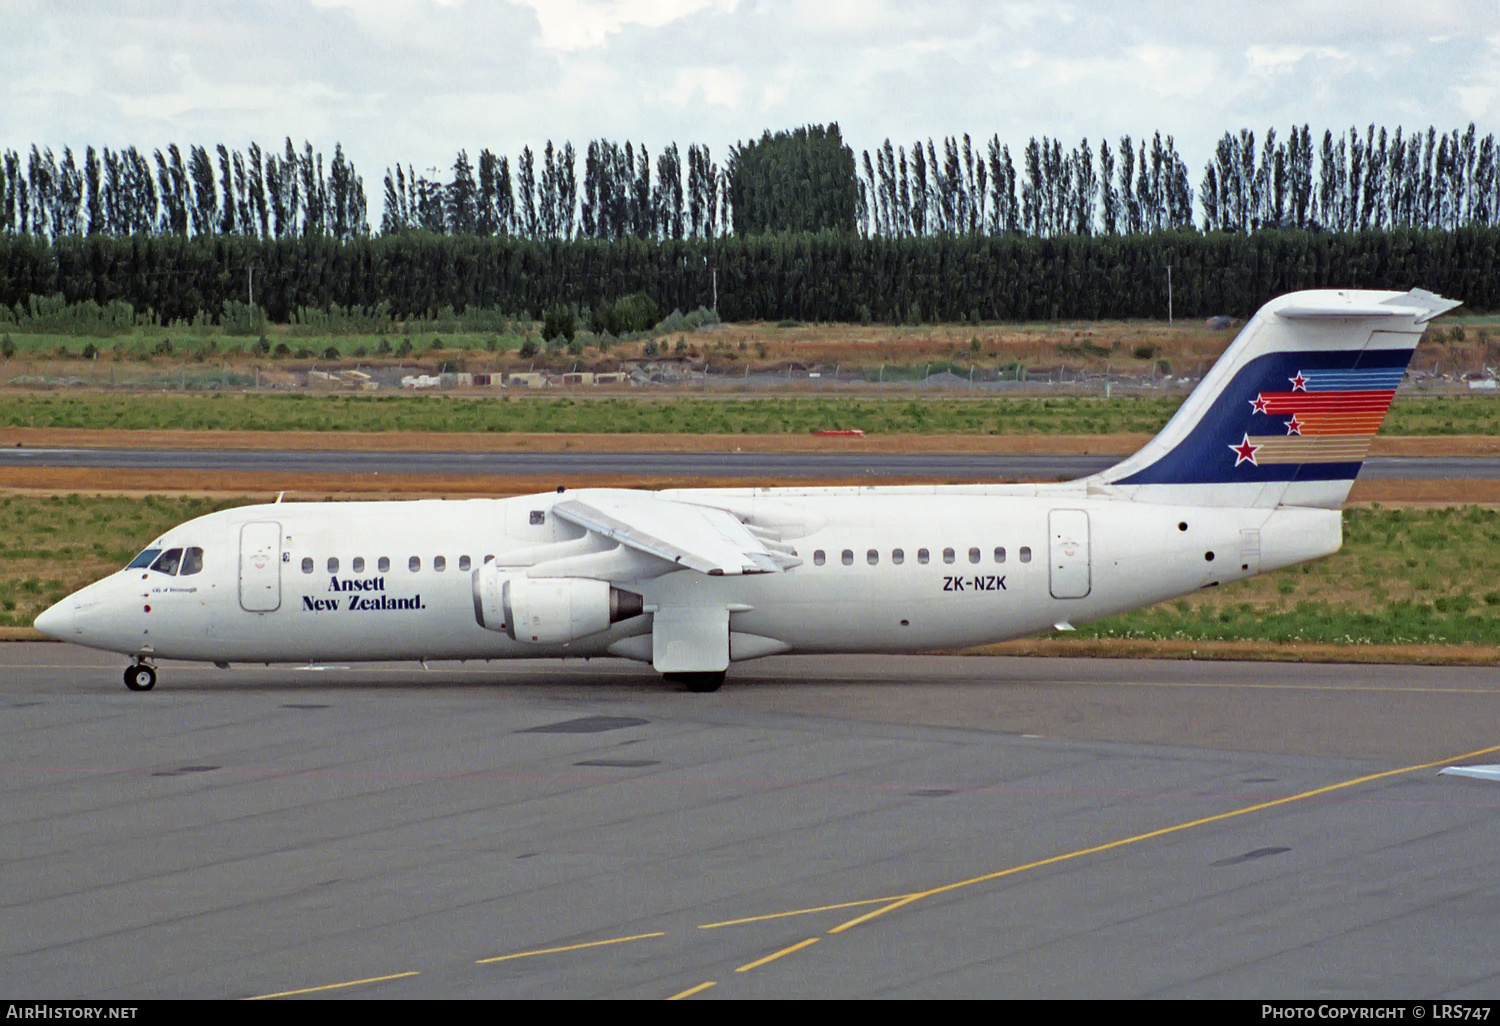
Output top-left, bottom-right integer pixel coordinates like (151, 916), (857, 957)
(150, 548), (183, 575)
(127, 548), (162, 570)
(180, 547), (204, 576)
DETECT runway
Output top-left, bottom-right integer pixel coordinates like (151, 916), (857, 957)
(3, 446), (1500, 480)
(1, 645), (1497, 999)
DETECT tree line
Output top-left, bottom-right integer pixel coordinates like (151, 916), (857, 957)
(6, 124), (1499, 246)
(4, 227), (1498, 326)
(1201, 125), (1498, 233)
(0, 140), (368, 241)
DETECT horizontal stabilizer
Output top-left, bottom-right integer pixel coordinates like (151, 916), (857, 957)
(1276, 289), (1462, 323)
(554, 491), (800, 576)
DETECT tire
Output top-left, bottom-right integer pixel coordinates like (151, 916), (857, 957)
(124, 664), (157, 692)
(666, 671), (725, 694)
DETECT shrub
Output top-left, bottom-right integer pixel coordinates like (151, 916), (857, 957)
(542, 304), (576, 343)
(518, 338), (539, 358)
(592, 293), (658, 336)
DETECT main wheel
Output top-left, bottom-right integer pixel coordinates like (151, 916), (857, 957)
(124, 664), (157, 692)
(666, 671), (725, 694)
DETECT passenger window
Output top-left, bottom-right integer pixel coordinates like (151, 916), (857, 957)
(459, 555), (471, 571)
(409, 556), (421, 572)
(841, 549), (854, 566)
(892, 549), (904, 565)
(353, 556), (365, 573)
(867, 549), (879, 565)
(377, 556), (390, 573)
(327, 557), (339, 573)
(969, 547), (980, 564)
(917, 548), (930, 564)
(180, 547), (204, 576)
(301, 557), (313, 574)
(1020, 546), (1032, 563)
(529, 510), (545, 525)
(994, 547), (1006, 563)
(813, 550), (826, 566)
(127, 548), (161, 570)
(484, 554), (494, 564)
(150, 548), (183, 575)
(434, 556), (447, 572)
(943, 548), (956, 564)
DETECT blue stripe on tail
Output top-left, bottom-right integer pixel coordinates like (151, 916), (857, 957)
(1114, 347), (1413, 486)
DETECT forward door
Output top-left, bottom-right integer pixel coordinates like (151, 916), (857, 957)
(239, 521), (282, 612)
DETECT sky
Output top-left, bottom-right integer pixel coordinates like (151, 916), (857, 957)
(3, 0), (1499, 199)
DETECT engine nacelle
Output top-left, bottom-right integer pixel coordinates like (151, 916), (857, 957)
(472, 565), (643, 644)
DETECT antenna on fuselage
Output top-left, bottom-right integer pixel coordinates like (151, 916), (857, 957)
(275, 491), (284, 504)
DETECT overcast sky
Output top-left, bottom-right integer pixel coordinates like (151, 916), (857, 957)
(3, 0), (1499, 194)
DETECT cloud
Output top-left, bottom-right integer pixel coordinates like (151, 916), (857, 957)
(1, 0), (1497, 215)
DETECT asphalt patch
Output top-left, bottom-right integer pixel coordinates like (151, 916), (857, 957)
(520, 716), (650, 734)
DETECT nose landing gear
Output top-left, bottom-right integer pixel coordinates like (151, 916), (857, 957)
(124, 661), (157, 692)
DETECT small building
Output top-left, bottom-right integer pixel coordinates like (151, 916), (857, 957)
(309, 368), (377, 391)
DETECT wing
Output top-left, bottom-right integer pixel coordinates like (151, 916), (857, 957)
(553, 491), (801, 576)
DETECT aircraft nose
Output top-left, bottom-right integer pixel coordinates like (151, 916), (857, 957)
(33, 598), (77, 640)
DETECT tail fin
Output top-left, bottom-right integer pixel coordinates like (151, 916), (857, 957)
(1092, 289), (1460, 509)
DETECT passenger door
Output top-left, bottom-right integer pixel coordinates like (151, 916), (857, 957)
(1048, 510), (1091, 599)
(239, 521), (282, 612)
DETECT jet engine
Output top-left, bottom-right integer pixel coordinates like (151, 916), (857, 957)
(473, 565), (643, 644)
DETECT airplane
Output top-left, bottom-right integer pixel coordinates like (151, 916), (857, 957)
(33, 288), (1460, 693)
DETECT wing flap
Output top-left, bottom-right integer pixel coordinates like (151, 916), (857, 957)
(553, 492), (800, 576)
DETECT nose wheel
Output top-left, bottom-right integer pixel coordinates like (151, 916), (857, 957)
(124, 662), (157, 692)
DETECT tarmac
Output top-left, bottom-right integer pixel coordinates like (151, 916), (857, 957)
(1, 646), (1497, 999)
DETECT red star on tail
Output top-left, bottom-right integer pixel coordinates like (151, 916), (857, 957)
(1285, 414), (1303, 435)
(1229, 434), (1261, 466)
(1289, 371), (1308, 391)
(1249, 393), (1270, 415)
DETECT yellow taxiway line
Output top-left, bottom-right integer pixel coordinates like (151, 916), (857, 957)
(477, 931), (667, 964)
(246, 970), (421, 1000)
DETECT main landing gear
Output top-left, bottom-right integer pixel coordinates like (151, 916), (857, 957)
(665, 671), (725, 694)
(124, 660), (157, 692)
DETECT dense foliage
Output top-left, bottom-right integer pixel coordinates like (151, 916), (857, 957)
(727, 125), (860, 234)
(2, 226), (1498, 324)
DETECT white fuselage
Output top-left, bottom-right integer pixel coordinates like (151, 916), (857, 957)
(42, 484), (1342, 667)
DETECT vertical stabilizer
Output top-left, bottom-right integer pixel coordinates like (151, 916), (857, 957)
(1091, 289), (1459, 509)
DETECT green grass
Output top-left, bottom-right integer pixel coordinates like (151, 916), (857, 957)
(0, 330), (530, 360)
(0, 392), (1497, 436)
(2, 497), (1495, 649)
